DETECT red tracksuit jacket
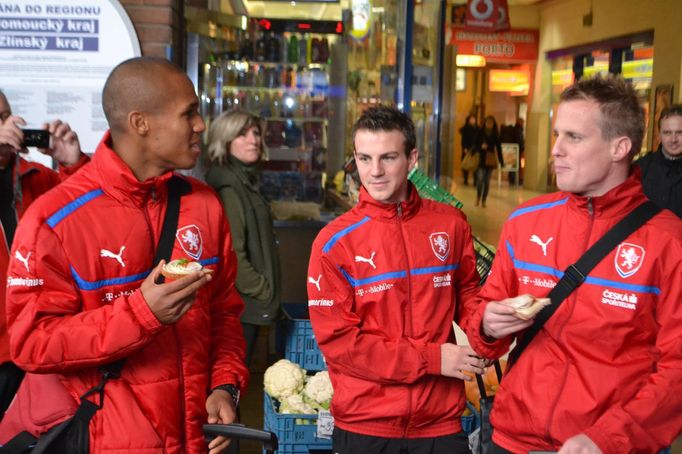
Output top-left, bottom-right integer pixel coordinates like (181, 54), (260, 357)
(0, 155), (88, 364)
(4, 134), (248, 453)
(307, 185), (481, 439)
(467, 171), (682, 453)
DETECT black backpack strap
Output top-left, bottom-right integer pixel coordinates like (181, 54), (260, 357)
(508, 201), (661, 369)
(74, 175), (189, 415)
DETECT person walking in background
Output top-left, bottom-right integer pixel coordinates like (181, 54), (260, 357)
(205, 109), (281, 366)
(459, 114), (478, 186)
(636, 104), (682, 218)
(0, 90), (89, 418)
(467, 76), (682, 453)
(307, 105), (485, 454)
(475, 115), (502, 207)
(1, 57), (248, 453)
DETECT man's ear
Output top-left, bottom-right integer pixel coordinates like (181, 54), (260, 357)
(128, 111), (149, 136)
(612, 136), (632, 162)
(408, 148), (419, 170)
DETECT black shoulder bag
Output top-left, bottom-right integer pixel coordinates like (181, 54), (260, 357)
(1, 175), (189, 454)
(474, 200), (661, 454)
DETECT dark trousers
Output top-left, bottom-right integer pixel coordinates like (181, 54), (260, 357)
(487, 440), (514, 453)
(332, 427), (471, 454)
(476, 167), (494, 203)
(241, 322), (261, 367)
(0, 361), (24, 419)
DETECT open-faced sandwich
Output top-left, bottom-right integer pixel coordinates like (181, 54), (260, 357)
(507, 294), (551, 320)
(161, 258), (213, 280)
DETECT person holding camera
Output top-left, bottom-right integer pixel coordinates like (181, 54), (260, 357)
(0, 89), (88, 418)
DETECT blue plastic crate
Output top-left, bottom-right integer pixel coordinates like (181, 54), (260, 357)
(281, 303), (326, 371)
(263, 392), (333, 453)
(461, 401), (480, 435)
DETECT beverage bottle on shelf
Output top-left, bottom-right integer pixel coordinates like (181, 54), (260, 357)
(239, 32), (253, 60)
(255, 29), (267, 62)
(298, 34), (309, 66)
(296, 66), (310, 93)
(260, 91), (272, 117)
(287, 34), (299, 64)
(311, 37), (321, 63)
(267, 32), (281, 62)
(270, 92), (282, 119)
(255, 65), (266, 87)
(280, 35), (288, 64)
(320, 37), (330, 63)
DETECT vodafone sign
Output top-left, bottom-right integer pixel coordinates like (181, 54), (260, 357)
(449, 28), (539, 64)
(464, 0), (510, 31)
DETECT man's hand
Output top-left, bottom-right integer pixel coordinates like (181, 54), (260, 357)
(440, 343), (486, 379)
(42, 120), (82, 166)
(140, 260), (212, 324)
(206, 389), (237, 454)
(0, 115), (26, 151)
(482, 299), (534, 339)
(558, 434), (602, 454)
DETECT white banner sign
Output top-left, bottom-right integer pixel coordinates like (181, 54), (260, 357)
(0, 0), (140, 163)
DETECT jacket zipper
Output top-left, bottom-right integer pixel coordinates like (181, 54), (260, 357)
(544, 197), (595, 446)
(396, 202), (414, 438)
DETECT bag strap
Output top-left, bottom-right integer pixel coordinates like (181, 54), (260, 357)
(75, 176), (187, 410)
(507, 200), (661, 369)
(475, 359), (503, 400)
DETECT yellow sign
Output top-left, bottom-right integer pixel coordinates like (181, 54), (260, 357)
(551, 69), (574, 87)
(350, 0), (372, 40)
(622, 58), (653, 79)
(489, 69), (529, 94)
(456, 54), (486, 67)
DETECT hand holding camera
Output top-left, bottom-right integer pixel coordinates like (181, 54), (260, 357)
(0, 115), (82, 166)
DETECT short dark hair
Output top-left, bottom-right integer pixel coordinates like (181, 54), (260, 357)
(560, 75), (644, 158)
(102, 57), (185, 133)
(658, 104), (682, 129)
(352, 105), (416, 156)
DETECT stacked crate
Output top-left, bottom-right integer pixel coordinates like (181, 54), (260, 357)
(264, 303), (332, 453)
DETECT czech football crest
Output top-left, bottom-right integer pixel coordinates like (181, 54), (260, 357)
(430, 232), (450, 262)
(176, 225), (203, 260)
(614, 242), (645, 278)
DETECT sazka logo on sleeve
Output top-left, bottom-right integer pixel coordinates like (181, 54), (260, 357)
(176, 225), (203, 260)
(429, 232), (451, 262)
(614, 242), (645, 278)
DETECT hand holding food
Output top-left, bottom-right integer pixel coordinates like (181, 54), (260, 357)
(161, 258), (213, 280)
(506, 294), (551, 320)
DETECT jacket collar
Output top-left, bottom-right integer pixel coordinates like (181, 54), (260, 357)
(92, 131), (172, 207)
(567, 167), (648, 218)
(355, 181), (421, 221)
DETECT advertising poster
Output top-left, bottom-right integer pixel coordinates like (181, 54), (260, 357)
(0, 0), (140, 163)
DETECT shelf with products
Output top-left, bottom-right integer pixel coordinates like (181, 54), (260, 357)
(196, 17), (343, 206)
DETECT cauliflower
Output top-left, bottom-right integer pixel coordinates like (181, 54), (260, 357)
(303, 370), (333, 410)
(279, 394), (316, 414)
(264, 359), (306, 400)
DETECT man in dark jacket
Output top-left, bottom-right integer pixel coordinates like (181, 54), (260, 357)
(636, 104), (682, 218)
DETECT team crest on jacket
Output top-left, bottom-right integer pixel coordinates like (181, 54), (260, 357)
(614, 242), (645, 278)
(429, 232), (450, 262)
(176, 225), (203, 260)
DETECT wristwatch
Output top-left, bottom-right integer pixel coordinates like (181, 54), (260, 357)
(213, 384), (240, 406)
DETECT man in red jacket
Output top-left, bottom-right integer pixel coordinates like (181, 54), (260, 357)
(308, 105), (485, 454)
(467, 76), (682, 453)
(2, 58), (248, 453)
(0, 90), (88, 417)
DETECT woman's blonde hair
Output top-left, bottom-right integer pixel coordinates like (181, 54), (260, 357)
(206, 109), (264, 166)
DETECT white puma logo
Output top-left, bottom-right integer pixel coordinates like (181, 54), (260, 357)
(354, 251), (377, 269)
(530, 235), (553, 256)
(100, 246), (126, 267)
(308, 274), (321, 291)
(14, 251), (30, 272)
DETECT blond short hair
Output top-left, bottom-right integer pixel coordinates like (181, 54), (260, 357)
(206, 109), (264, 166)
